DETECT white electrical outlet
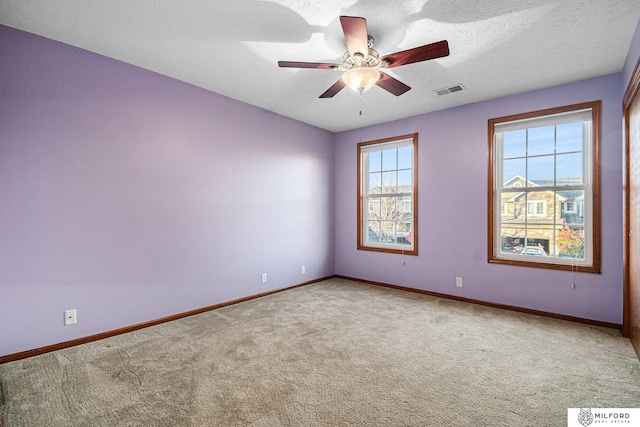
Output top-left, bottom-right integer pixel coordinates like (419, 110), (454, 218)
(456, 277), (463, 288)
(64, 309), (77, 326)
(261, 273), (267, 283)
(301, 265), (306, 274)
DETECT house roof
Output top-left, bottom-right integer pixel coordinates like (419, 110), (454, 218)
(502, 175), (585, 202)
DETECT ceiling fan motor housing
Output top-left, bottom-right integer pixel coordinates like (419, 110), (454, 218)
(339, 38), (388, 71)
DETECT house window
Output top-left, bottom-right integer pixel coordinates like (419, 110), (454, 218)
(488, 101), (601, 273)
(564, 201), (576, 213)
(527, 200), (546, 216)
(358, 133), (418, 255)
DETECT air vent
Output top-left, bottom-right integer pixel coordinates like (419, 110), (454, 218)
(435, 84), (465, 96)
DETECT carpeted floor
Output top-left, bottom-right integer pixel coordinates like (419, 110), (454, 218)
(1, 278), (639, 426)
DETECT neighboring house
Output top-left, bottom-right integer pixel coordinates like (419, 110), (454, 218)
(500, 175), (584, 257)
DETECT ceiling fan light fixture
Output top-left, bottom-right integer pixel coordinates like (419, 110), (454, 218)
(341, 67), (380, 93)
(277, 16), (450, 98)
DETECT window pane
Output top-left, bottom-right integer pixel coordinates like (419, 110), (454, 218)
(398, 146), (412, 169)
(528, 126), (555, 156)
(367, 221), (381, 243)
(499, 191), (522, 220)
(397, 196), (412, 213)
(560, 190), (585, 225)
(503, 130), (526, 158)
(369, 151), (381, 172)
(368, 172), (381, 193)
(503, 158), (526, 186)
(382, 171), (397, 192)
(527, 155), (555, 183)
(500, 224), (526, 254)
(396, 198), (409, 216)
(395, 221), (411, 245)
(556, 152), (582, 183)
(382, 149), (397, 171)
(556, 122), (583, 153)
(368, 198), (380, 217)
(378, 196), (397, 220)
(379, 220), (396, 242)
(398, 169), (412, 187)
(556, 225), (585, 260)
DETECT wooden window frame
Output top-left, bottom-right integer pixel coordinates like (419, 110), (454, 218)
(357, 133), (418, 255)
(488, 101), (601, 273)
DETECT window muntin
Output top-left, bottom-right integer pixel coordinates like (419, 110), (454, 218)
(358, 134), (418, 255)
(489, 101), (600, 272)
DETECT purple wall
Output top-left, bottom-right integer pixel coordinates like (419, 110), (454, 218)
(335, 74), (624, 324)
(0, 26), (335, 357)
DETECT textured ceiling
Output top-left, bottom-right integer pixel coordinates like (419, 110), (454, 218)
(1, 0), (639, 132)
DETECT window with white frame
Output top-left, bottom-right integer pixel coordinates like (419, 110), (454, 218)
(358, 134), (418, 255)
(564, 201), (576, 213)
(527, 200), (546, 216)
(488, 101), (601, 273)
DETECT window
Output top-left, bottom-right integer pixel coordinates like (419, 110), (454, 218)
(527, 200), (546, 216)
(358, 134), (418, 255)
(488, 101), (601, 272)
(564, 201), (576, 213)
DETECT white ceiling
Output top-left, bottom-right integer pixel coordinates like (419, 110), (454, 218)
(1, 0), (639, 132)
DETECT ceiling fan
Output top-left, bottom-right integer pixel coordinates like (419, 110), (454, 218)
(278, 16), (450, 98)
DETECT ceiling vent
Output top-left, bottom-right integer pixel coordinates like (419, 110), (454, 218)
(435, 84), (465, 96)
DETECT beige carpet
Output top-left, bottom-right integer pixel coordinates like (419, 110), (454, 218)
(1, 278), (639, 426)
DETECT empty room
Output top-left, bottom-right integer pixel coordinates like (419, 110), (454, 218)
(2, 1), (640, 426)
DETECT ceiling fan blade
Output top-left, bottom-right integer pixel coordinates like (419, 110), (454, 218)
(278, 61), (340, 69)
(381, 40), (449, 68)
(376, 72), (411, 96)
(340, 16), (368, 57)
(319, 79), (346, 98)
